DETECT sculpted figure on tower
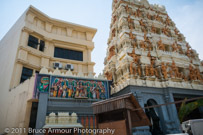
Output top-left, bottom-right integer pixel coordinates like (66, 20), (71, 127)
(157, 39), (165, 51)
(161, 62), (168, 79)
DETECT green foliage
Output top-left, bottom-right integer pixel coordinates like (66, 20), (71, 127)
(178, 98), (203, 122)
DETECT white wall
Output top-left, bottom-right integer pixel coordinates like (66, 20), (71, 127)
(4, 76), (35, 135)
(0, 9), (27, 133)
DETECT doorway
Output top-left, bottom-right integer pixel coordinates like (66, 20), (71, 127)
(28, 102), (38, 135)
(145, 99), (163, 135)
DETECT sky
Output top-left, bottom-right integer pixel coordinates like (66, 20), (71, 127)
(0, 0), (203, 75)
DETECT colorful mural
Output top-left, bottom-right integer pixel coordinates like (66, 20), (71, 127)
(38, 77), (49, 92)
(34, 75), (109, 100)
(50, 77), (108, 100)
(33, 75), (50, 99)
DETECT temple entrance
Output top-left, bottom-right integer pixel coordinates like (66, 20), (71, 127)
(145, 99), (163, 135)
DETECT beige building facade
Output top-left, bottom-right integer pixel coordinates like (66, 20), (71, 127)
(0, 6), (97, 133)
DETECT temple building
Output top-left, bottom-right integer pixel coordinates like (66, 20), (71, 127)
(104, 0), (203, 134)
(0, 6), (110, 134)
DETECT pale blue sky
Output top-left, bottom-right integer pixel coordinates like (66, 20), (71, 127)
(0, 0), (203, 75)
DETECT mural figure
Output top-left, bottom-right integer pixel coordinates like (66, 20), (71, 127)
(49, 77), (107, 100)
(38, 77), (49, 92)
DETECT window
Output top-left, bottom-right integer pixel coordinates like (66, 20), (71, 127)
(28, 35), (38, 49)
(28, 35), (45, 52)
(54, 47), (83, 61)
(20, 67), (33, 83)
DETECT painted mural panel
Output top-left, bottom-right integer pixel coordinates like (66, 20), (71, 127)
(50, 76), (108, 100)
(33, 74), (50, 99)
(33, 75), (109, 100)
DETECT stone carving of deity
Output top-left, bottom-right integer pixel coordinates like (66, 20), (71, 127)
(172, 42), (178, 52)
(145, 66), (150, 76)
(151, 24), (156, 33)
(157, 39), (165, 51)
(137, 8), (142, 17)
(138, 66), (142, 77)
(139, 19), (145, 27)
(150, 64), (155, 76)
(165, 15), (171, 26)
(171, 61), (179, 78)
(161, 62), (168, 79)
(105, 72), (113, 80)
(130, 62), (134, 75)
(147, 13), (151, 20)
(155, 14), (161, 22)
(174, 28), (179, 36)
(162, 27), (170, 37)
(127, 15), (132, 23)
(129, 31), (135, 40)
(140, 41), (147, 50)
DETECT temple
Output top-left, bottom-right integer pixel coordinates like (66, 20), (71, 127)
(104, 0), (203, 134)
(1, 1), (203, 135)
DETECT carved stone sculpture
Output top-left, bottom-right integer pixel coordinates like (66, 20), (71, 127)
(168, 69), (174, 78)
(174, 28), (179, 36)
(129, 31), (135, 39)
(105, 72), (113, 80)
(155, 14), (161, 22)
(130, 62), (134, 75)
(162, 27), (170, 37)
(108, 46), (115, 60)
(139, 19), (145, 27)
(134, 11), (137, 17)
(134, 66), (137, 75)
(140, 41), (147, 50)
(171, 61), (179, 78)
(128, 48), (140, 65)
(172, 42), (178, 52)
(125, 5), (129, 13)
(147, 52), (151, 57)
(144, 32), (151, 45)
(137, 8), (142, 17)
(155, 68), (159, 78)
(165, 15), (171, 26)
(145, 66), (150, 76)
(138, 65), (142, 77)
(157, 39), (165, 51)
(150, 64), (155, 76)
(127, 15), (132, 23)
(151, 24), (156, 33)
(161, 62), (168, 79)
(147, 13), (151, 20)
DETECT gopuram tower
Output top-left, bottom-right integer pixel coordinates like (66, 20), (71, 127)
(104, 0), (203, 93)
(104, 0), (203, 134)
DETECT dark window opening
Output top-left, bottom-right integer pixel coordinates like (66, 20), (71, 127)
(28, 35), (38, 49)
(28, 102), (38, 134)
(28, 35), (45, 52)
(39, 40), (45, 52)
(20, 67), (33, 83)
(54, 47), (83, 61)
(35, 70), (39, 74)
